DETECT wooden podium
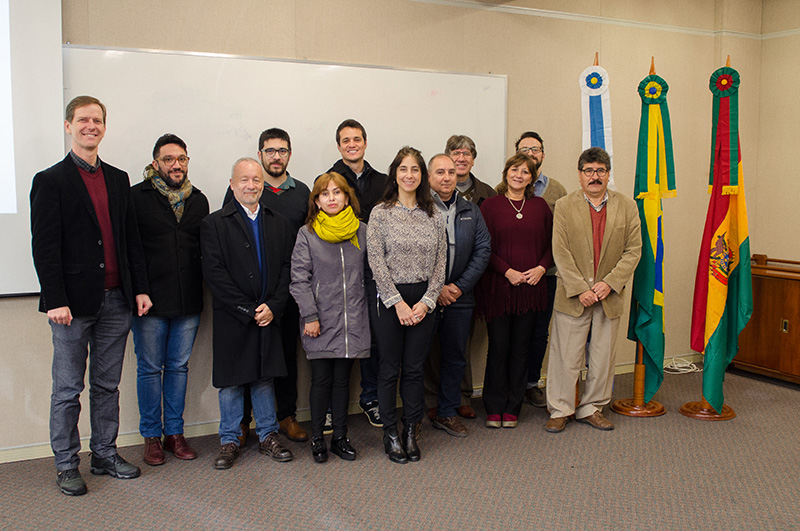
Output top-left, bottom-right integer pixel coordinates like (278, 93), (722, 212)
(731, 254), (800, 384)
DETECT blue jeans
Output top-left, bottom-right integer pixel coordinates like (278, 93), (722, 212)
(218, 379), (279, 445)
(430, 306), (473, 418)
(131, 314), (201, 438)
(49, 288), (132, 471)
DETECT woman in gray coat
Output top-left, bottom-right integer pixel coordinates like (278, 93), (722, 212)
(290, 172), (369, 463)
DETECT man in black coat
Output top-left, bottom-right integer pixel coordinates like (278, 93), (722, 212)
(326, 119), (388, 428)
(130, 134), (209, 467)
(201, 157), (295, 469)
(30, 96), (152, 496)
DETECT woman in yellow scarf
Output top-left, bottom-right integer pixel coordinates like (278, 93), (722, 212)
(289, 172), (369, 463)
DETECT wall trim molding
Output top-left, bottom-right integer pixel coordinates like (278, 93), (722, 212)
(410, 0), (789, 41)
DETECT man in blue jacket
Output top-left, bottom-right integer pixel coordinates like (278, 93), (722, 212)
(423, 154), (491, 437)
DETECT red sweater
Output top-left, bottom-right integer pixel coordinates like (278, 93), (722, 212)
(78, 165), (121, 289)
(476, 194), (553, 321)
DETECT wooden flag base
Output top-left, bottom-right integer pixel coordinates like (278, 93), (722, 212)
(611, 397), (666, 417)
(610, 342), (666, 417)
(679, 399), (735, 421)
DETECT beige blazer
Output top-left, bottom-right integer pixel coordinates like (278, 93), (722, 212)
(552, 189), (642, 319)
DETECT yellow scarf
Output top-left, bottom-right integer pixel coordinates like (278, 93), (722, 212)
(312, 206), (360, 249)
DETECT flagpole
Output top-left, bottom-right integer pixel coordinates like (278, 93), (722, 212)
(611, 342), (666, 416)
(682, 55), (750, 421)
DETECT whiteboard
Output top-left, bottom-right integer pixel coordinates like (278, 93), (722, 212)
(62, 45), (507, 217)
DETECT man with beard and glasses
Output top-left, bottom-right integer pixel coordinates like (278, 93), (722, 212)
(131, 133), (209, 466)
(224, 128), (310, 445)
(514, 131), (567, 408)
(545, 147), (641, 434)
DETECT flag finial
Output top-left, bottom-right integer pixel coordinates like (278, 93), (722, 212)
(593, 52), (599, 66)
(726, 55), (731, 67)
(650, 57), (656, 75)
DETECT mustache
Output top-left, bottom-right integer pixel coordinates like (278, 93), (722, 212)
(589, 179), (602, 185)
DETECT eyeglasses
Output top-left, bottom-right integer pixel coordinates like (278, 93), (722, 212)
(449, 149), (473, 158)
(260, 148), (291, 158)
(518, 146), (543, 155)
(158, 155), (189, 166)
(580, 168), (608, 177)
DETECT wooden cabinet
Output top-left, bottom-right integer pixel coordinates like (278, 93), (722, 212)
(732, 254), (800, 384)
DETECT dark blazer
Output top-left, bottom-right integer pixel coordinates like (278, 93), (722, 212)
(30, 154), (149, 316)
(131, 180), (209, 317)
(200, 200), (294, 388)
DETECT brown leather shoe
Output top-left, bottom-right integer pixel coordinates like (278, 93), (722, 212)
(545, 416), (569, 433)
(577, 411), (614, 431)
(238, 423), (250, 447)
(456, 405), (477, 419)
(143, 437), (165, 466)
(259, 432), (293, 462)
(279, 416), (309, 442)
(164, 434), (197, 460)
(432, 415), (468, 437)
(214, 443), (239, 469)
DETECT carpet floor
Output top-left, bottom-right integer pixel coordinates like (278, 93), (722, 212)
(0, 369), (798, 531)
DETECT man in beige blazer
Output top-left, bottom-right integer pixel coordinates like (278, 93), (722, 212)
(545, 147), (641, 433)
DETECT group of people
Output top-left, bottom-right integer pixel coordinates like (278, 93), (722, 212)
(31, 95), (641, 497)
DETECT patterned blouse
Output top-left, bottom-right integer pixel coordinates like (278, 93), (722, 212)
(366, 202), (446, 311)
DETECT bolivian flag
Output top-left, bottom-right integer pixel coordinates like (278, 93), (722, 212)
(690, 66), (753, 414)
(627, 73), (676, 404)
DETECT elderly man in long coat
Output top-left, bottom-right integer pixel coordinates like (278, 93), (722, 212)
(201, 157), (296, 469)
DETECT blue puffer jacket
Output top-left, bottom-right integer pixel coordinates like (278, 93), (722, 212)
(433, 192), (491, 309)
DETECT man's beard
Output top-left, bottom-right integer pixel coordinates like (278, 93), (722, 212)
(161, 170), (187, 189)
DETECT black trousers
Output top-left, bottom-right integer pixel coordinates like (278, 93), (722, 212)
(370, 282), (437, 430)
(483, 310), (538, 416)
(309, 358), (355, 439)
(527, 275), (557, 385)
(243, 299), (301, 425)
(274, 298), (301, 420)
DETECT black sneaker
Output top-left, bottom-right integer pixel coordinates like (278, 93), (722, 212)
(56, 468), (87, 496)
(359, 400), (383, 427)
(90, 453), (141, 479)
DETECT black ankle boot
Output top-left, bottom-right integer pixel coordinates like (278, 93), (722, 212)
(330, 437), (357, 461)
(383, 426), (407, 464)
(403, 422), (421, 462)
(311, 437), (328, 463)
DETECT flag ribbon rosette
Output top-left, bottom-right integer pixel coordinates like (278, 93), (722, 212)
(627, 72), (676, 404)
(580, 63), (615, 189)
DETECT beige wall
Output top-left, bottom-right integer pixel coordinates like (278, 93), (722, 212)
(2, 0), (796, 461)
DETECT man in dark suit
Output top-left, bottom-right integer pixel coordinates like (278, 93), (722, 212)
(326, 119), (388, 428)
(202, 157), (295, 469)
(30, 95), (152, 496)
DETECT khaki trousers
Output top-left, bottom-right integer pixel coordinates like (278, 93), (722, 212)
(546, 304), (619, 419)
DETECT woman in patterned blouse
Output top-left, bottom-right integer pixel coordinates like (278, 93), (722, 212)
(366, 146), (446, 465)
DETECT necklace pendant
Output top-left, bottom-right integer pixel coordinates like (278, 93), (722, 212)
(516, 213), (523, 219)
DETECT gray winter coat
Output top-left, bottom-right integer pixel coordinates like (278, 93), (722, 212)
(289, 223), (370, 360)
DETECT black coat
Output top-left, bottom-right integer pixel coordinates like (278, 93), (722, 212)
(200, 200), (294, 388)
(30, 155), (149, 316)
(328, 159), (387, 224)
(131, 180), (209, 317)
